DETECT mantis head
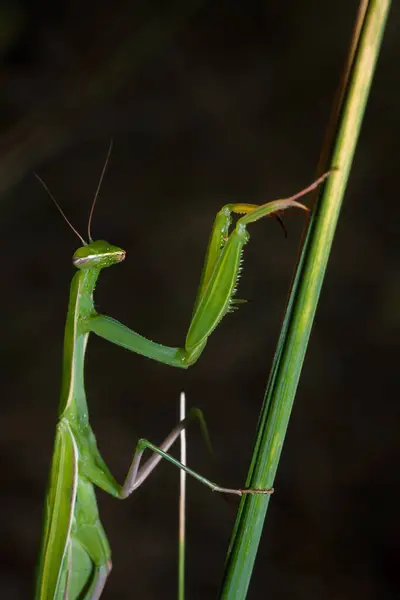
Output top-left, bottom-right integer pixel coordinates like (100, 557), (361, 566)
(72, 240), (126, 270)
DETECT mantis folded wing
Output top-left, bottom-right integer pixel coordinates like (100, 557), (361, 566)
(35, 171), (329, 599)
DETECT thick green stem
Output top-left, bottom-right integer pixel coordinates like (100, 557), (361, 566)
(218, 2), (392, 598)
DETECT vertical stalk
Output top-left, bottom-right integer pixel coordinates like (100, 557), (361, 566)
(219, 2), (391, 598)
(178, 392), (187, 600)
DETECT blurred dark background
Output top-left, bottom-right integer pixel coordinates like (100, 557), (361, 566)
(0, 1), (398, 598)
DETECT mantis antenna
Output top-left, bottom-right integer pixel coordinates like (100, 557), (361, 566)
(34, 172), (87, 246)
(87, 138), (114, 242)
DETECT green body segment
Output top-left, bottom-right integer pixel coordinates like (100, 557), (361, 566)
(193, 206), (232, 309)
(36, 420), (77, 598)
(86, 315), (185, 367)
(36, 248), (122, 599)
(36, 193), (308, 598)
(186, 228), (248, 351)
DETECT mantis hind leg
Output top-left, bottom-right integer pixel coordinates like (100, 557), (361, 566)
(62, 537), (111, 600)
(64, 479), (112, 600)
(80, 404), (273, 500)
(118, 406), (273, 498)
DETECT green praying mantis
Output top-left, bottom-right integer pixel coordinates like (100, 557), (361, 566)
(34, 146), (330, 599)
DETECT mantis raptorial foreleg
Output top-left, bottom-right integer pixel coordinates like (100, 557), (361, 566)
(34, 151), (331, 600)
(87, 173), (330, 368)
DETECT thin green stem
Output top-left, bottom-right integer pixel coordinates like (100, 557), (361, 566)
(218, 2), (391, 598)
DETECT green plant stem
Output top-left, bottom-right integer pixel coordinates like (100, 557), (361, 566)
(218, 2), (391, 598)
